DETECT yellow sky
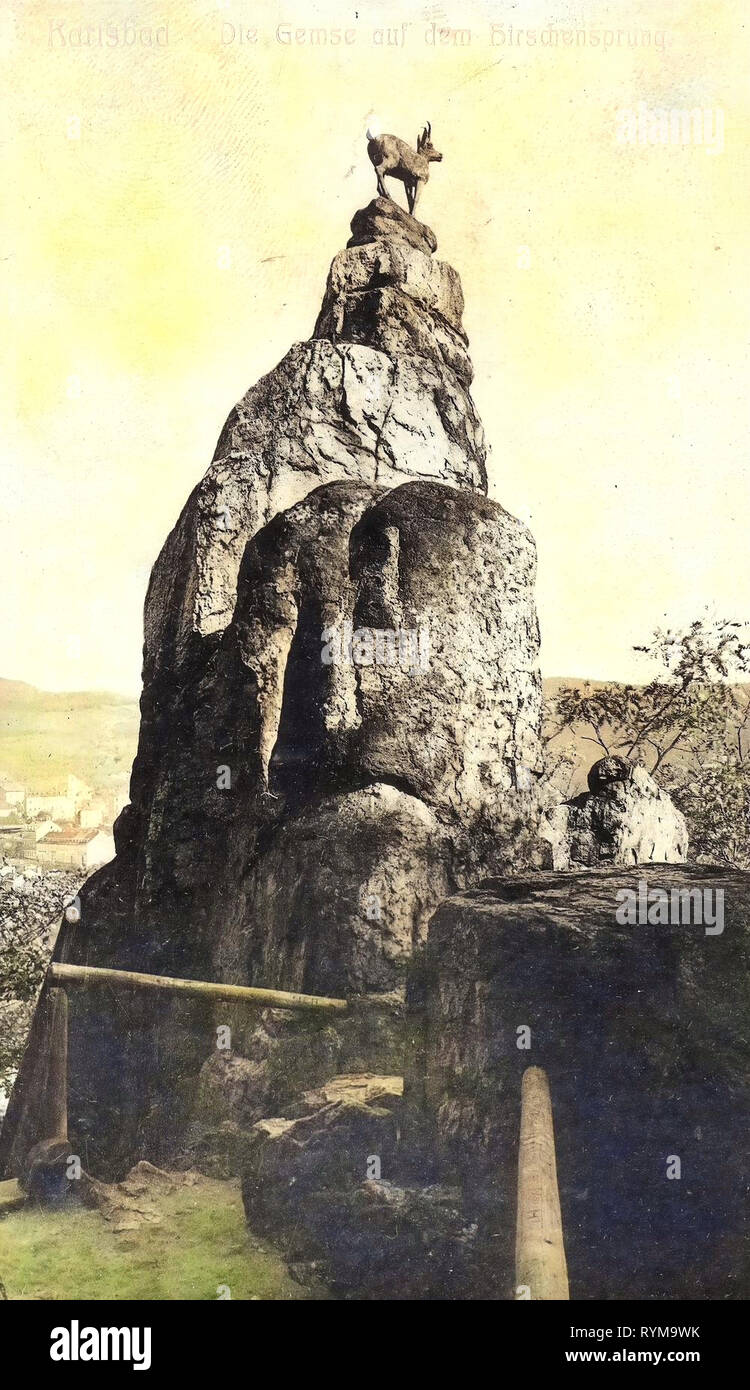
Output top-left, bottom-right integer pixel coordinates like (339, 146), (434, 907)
(2, 0), (748, 693)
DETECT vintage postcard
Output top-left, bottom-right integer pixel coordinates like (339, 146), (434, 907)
(0, 0), (747, 1348)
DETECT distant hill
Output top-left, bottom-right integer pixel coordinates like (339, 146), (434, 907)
(0, 678), (140, 795)
(542, 676), (613, 699)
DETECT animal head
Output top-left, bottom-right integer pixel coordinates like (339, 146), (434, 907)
(417, 122), (442, 162)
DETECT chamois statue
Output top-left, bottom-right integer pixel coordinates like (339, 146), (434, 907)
(366, 123), (443, 215)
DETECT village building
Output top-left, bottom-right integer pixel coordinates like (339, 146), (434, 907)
(0, 822), (35, 861)
(77, 796), (109, 829)
(32, 815), (62, 841)
(25, 773), (97, 824)
(36, 825), (115, 872)
(25, 792), (75, 820)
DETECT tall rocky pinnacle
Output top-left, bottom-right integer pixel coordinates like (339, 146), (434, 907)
(143, 197), (487, 688)
(1, 199), (547, 1178)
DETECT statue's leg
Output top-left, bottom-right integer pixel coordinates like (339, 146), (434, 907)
(375, 166), (388, 198)
(411, 179), (422, 213)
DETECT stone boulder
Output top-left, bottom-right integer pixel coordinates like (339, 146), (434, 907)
(546, 757), (688, 869)
(242, 1079), (402, 1229)
(241, 1072), (498, 1298)
(114, 472), (547, 989)
(346, 196), (439, 254)
(244, 783), (451, 998)
(404, 865), (750, 1299)
(121, 475), (546, 1000)
(180, 1005), (408, 1179)
(230, 478), (547, 998)
(288, 1072), (402, 1115)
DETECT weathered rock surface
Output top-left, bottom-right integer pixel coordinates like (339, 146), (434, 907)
(546, 757), (688, 869)
(244, 783), (451, 998)
(242, 1079), (401, 1222)
(405, 866), (750, 1299)
(347, 196), (438, 254)
(227, 478), (546, 997)
(1, 204), (547, 1183)
(241, 1071), (498, 1298)
(79, 1161), (201, 1232)
(180, 1007), (407, 1179)
(143, 197), (486, 688)
(289, 1072), (402, 1115)
(315, 203), (472, 386)
(344, 482), (543, 822)
(322, 229), (462, 332)
(124, 476), (546, 999)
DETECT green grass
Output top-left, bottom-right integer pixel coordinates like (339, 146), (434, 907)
(0, 1177), (318, 1301)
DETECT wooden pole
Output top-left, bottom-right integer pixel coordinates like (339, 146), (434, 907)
(515, 1066), (569, 1300)
(47, 962), (349, 1013)
(44, 987), (69, 1142)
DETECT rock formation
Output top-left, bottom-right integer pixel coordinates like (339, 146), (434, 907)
(1, 197), (548, 1180)
(403, 866), (749, 1298)
(546, 756), (688, 869)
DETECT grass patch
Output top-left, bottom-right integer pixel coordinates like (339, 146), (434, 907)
(0, 1176), (318, 1301)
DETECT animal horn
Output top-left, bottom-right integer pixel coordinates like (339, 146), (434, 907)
(425, 121), (431, 138)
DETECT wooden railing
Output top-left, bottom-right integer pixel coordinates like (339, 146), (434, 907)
(22, 968), (571, 1299)
(47, 962), (348, 1013)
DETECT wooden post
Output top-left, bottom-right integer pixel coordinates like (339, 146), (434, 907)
(515, 1065), (569, 1300)
(17, 986), (72, 1204)
(47, 962), (349, 1013)
(43, 987), (69, 1142)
